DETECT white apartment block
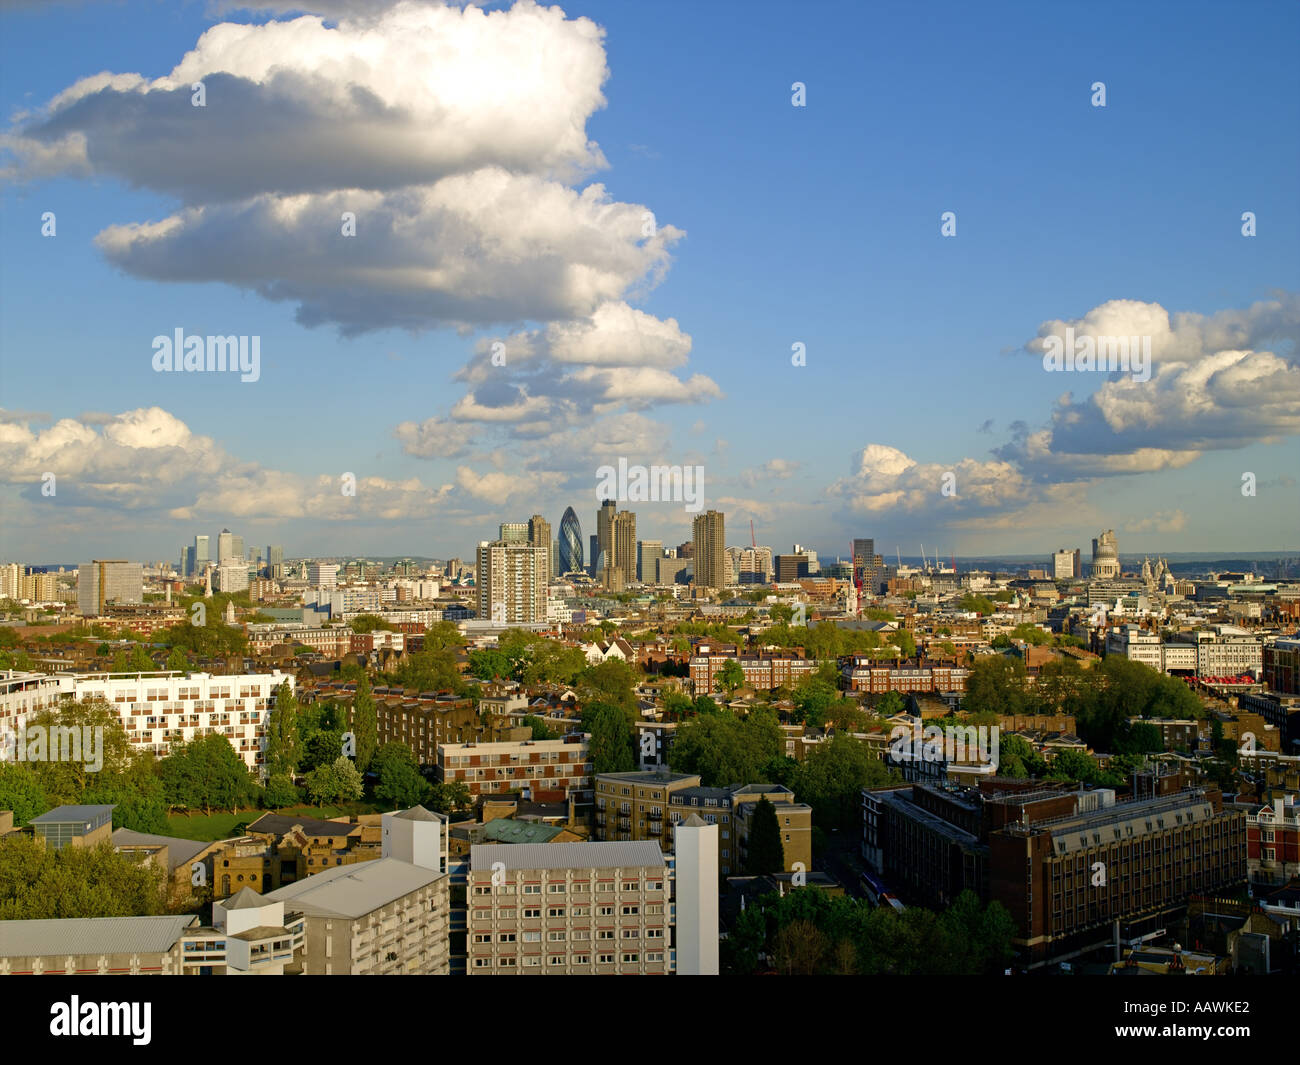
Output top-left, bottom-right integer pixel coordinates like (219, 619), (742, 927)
(307, 563), (340, 589)
(476, 540), (547, 624)
(0, 671), (68, 744)
(77, 670), (293, 772)
(467, 841), (672, 975)
(215, 560), (250, 593)
(438, 735), (592, 798)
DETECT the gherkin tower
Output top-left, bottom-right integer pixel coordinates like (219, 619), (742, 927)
(559, 506), (583, 576)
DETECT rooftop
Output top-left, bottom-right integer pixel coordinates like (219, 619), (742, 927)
(0, 914), (199, 958)
(262, 857), (443, 918)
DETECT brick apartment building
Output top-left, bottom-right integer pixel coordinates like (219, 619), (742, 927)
(438, 735), (592, 798)
(841, 658), (969, 695)
(864, 773), (1246, 966)
(689, 651), (820, 693)
(594, 770), (812, 876)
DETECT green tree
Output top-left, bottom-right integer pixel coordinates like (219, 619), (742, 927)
(165, 646), (190, 672)
(668, 710), (782, 787)
(579, 659), (638, 718)
(521, 714), (558, 740)
(1046, 748), (1101, 784)
(0, 763), (48, 825)
(304, 756), (364, 806)
(790, 734), (900, 830)
(581, 701), (635, 774)
(263, 773), (301, 809)
(468, 648), (512, 681)
(264, 681), (301, 777)
(373, 743), (434, 809)
(996, 734), (1047, 778)
(744, 795), (785, 875)
(349, 674), (377, 774)
(0, 837), (169, 920)
(715, 658), (746, 697)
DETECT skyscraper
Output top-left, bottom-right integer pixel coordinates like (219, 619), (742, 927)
(77, 560), (143, 616)
(527, 514), (551, 586)
(217, 529), (234, 563)
(612, 510), (637, 584)
(589, 534), (599, 577)
(194, 534), (210, 574)
(692, 510), (725, 590)
(638, 539), (663, 584)
(267, 544), (284, 579)
(559, 507), (584, 576)
(476, 540), (547, 623)
(499, 522), (528, 543)
(596, 499), (617, 576)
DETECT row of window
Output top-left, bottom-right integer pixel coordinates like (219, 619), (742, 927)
(473, 880), (662, 895)
(473, 952), (663, 967)
(474, 928), (665, 943)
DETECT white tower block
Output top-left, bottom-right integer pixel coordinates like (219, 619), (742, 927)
(674, 813), (719, 975)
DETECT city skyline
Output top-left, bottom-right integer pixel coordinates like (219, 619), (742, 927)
(2, 0), (1297, 563)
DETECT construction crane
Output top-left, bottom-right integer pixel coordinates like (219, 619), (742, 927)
(750, 519), (757, 550)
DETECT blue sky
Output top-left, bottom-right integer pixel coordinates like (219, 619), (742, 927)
(1, 0), (1297, 566)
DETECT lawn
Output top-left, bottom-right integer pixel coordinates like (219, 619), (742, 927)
(163, 800), (387, 841)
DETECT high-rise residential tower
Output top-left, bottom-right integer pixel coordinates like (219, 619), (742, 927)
(527, 515), (551, 586)
(476, 539), (547, 624)
(692, 510), (726, 590)
(612, 510), (637, 584)
(596, 499), (617, 575)
(77, 560), (143, 616)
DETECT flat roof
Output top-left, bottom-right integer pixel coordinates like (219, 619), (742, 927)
(30, 805), (115, 824)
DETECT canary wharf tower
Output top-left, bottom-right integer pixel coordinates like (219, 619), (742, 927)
(559, 507), (584, 576)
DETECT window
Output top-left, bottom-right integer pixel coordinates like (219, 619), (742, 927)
(647, 928), (663, 938)
(523, 956), (541, 967)
(473, 933), (491, 943)
(621, 905), (639, 915)
(572, 906), (589, 917)
(548, 931), (566, 942)
(622, 952), (639, 963)
(598, 906), (614, 916)
(498, 933), (516, 943)
(548, 907), (565, 918)
(622, 929), (639, 939)
(548, 884), (566, 894)
(598, 953), (615, 964)
(598, 930), (614, 940)
(549, 955), (565, 966)
(574, 954), (590, 964)
(523, 908), (541, 918)
(523, 885), (541, 895)
(522, 931), (541, 943)
(499, 957), (517, 967)
(622, 881), (638, 891)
